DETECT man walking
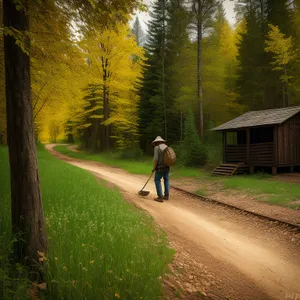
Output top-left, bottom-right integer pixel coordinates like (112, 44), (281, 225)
(152, 136), (170, 202)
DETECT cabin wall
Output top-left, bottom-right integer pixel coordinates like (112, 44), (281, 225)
(278, 113), (300, 165)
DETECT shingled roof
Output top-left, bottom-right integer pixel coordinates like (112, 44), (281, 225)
(212, 106), (300, 131)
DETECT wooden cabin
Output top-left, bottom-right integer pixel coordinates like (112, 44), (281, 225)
(212, 106), (300, 176)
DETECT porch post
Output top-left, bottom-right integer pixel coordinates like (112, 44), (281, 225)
(246, 128), (250, 165)
(223, 131), (226, 163)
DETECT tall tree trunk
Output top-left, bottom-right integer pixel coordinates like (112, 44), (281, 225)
(180, 109), (183, 141)
(197, 2), (204, 139)
(103, 84), (109, 151)
(101, 58), (110, 152)
(3, 0), (47, 267)
(162, 0), (167, 140)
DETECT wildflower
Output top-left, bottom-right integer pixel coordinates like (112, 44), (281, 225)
(37, 251), (45, 257)
(54, 257), (58, 261)
(63, 266), (67, 271)
(115, 293), (121, 299)
(38, 282), (47, 291)
(39, 256), (47, 262)
(82, 267), (88, 271)
(108, 270), (113, 273)
(90, 260), (95, 264)
(82, 243), (86, 247)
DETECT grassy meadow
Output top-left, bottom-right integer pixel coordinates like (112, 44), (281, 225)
(0, 146), (174, 299)
(54, 145), (204, 178)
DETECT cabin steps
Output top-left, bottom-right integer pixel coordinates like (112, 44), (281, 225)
(212, 163), (249, 176)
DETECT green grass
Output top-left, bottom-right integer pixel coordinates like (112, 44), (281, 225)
(195, 189), (206, 197)
(0, 146), (174, 299)
(53, 144), (205, 178)
(0, 147), (30, 299)
(222, 175), (300, 207)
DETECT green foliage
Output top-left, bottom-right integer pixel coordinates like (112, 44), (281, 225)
(265, 24), (297, 83)
(0, 3), (6, 145)
(0, 146), (174, 299)
(235, 0), (296, 109)
(119, 144), (144, 160)
(236, 6), (266, 110)
(204, 142), (222, 169)
(138, 0), (168, 153)
(181, 110), (207, 166)
(0, 147), (30, 299)
(77, 25), (143, 151)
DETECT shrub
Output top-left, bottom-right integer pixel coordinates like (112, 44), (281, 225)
(119, 144), (144, 160)
(181, 110), (207, 166)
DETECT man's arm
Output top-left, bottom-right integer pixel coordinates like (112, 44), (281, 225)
(153, 146), (158, 172)
(152, 160), (158, 172)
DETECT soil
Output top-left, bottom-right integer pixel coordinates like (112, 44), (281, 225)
(67, 144), (80, 152)
(46, 144), (300, 300)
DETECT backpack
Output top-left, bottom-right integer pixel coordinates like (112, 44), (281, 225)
(162, 147), (176, 166)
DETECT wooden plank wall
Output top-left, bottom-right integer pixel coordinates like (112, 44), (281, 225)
(278, 113), (300, 165)
(225, 145), (247, 162)
(250, 142), (274, 166)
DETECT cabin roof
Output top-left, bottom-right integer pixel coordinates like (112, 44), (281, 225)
(212, 106), (300, 131)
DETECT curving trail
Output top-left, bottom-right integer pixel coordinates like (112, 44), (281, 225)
(46, 144), (300, 300)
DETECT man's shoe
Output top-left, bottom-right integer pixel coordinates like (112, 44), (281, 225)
(163, 196), (169, 200)
(154, 197), (164, 203)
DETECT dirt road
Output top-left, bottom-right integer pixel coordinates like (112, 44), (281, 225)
(46, 145), (300, 300)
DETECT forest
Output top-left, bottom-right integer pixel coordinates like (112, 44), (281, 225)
(2, 1), (300, 299)
(1, 0), (300, 166)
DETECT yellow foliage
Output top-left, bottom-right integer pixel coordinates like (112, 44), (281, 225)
(77, 24), (144, 149)
(265, 24), (297, 79)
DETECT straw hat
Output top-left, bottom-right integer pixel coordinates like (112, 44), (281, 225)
(152, 136), (166, 146)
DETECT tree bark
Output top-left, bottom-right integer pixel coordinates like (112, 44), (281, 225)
(197, 0), (204, 139)
(162, 0), (167, 140)
(3, 0), (47, 267)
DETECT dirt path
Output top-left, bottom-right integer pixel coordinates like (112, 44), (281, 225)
(46, 144), (300, 300)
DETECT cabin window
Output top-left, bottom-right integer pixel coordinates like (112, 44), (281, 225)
(250, 127), (273, 144)
(226, 130), (246, 145)
(237, 130), (246, 144)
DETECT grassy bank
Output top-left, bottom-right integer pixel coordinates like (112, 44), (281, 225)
(0, 146), (174, 299)
(223, 176), (300, 207)
(54, 144), (205, 178)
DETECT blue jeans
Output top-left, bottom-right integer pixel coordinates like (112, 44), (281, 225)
(154, 171), (170, 197)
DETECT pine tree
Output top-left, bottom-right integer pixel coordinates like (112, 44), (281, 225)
(235, 0), (295, 109)
(264, 0), (294, 107)
(165, 0), (191, 143)
(202, 5), (240, 126)
(0, 0), (6, 144)
(265, 24), (297, 107)
(236, 4), (266, 110)
(182, 109), (206, 166)
(292, 0), (300, 104)
(189, 0), (223, 138)
(138, 0), (168, 153)
(131, 16), (146, 46)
